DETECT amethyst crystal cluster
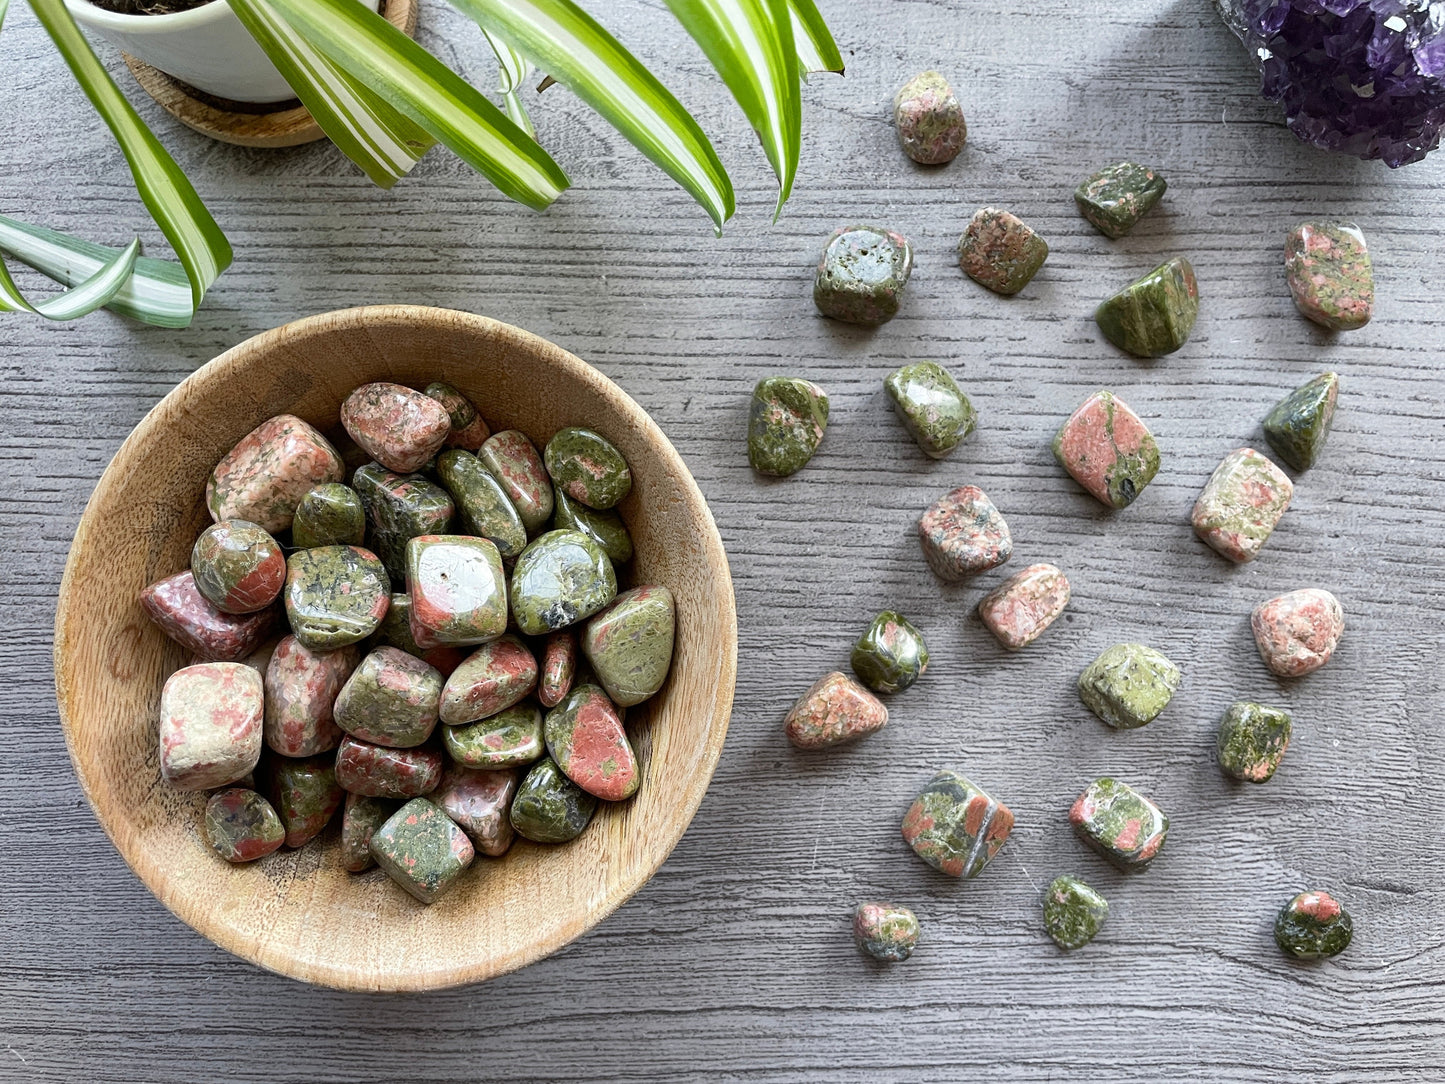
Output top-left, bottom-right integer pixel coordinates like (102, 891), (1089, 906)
(1217, 0), (1445, 166)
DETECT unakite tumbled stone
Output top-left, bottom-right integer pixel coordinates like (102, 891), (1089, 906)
(552, 490), (633, 565)
(284, 545), (390, 651)
(1191, 448), (1293, 564)
(544, 427), (632, 510)
(159, 663), (263, 790)
(341, 382), (452, 475)
(784, 672), (888, 749)
(434, 449), (527, 560)
(1070, 778), (1167, 870)
(852, 901), (920, 962)
(511, 529), (617, 636)
(335, 735), (443, 798)
(1275, 891), (1353, 959)
(191, 520), (285, 615)
(917, 485), (1012, 580)
(207, 414), (345, 534)
(140, 570), (277, 662)
(893, 70), (966, 165)
(1041, 875), (1109, 950)
(1052, 390), (1160, 509)
(748, 377), (829, 477)
(480, 430), (553, 534)
(1095, 257), (1199, 357)
(538, 630), (578, 708)
(957, 208), (1049, 295)
(1263, 372), (1339, 472)
(266, 754), (344, 848)
(263, 635), (356, 757)
(370, 797), (475, 904)
(510, 757), (598, 843)
(581, 585), (675, 707)
(340, 792), (399, 872)
(439, 634), (538, 725)
(291, 483), (366, 549)
(977, 563), (1070, 650)
(334, 646), (442, 748)
(353, 463), (454, 580)
(203, 788), (285, 863)
(443, 701), (545, 769)
(1077, 643), (1181, 729)
(425, 381), (491, 450)
(407, 535), (508, 646)
(1074, 162), (1167, 239)
(813, 225), (913, 327)
(1217, 701), (1292, 783)
(1251, 588), (1343, 677)
(902, 770), (1014, 878)
(851, 611), (928, 694)
(545, 684), (639, 801)
(434, 765), (517, 856)
(1286, 222), (1373, 331)
(884, 362), (976, 459)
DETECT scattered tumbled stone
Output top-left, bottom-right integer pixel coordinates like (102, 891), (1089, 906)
(425, 381), (491, 450)
(479, 430), (554, 534)
(334, 646), (442, 748)
(158, 662), (263, 790)
(139, 570), (277, 662)
(1041, 875), (1109, 950)
(978, 563), (1070, 650)
(284, 545), (390, 650)
(334, 735), (443, 798)
(1191, 448), (1293, 563)
(1263, 372), (1340, 472)
(1095, 256), (1199, 357)
(892, 70), (966, 165)
(852, 901), (921, 962)
(544, 684), (639, 801)
(439, 634), (538, 725)
(1077, 643), (1181, 730)
(509, 757), (598, 843)
(434, 449), (527, 560)
(851, 611), (929, 694)
(1074, 162), (1167, 239)
(341, 382), (452, 474)
(957, 207), (1049, 295)
(552, 491), (633, 565)
(370, 797), (475, 904)
(511, 529), (617, 636)
(266, 754), (344, 847)
(290, 482), (367, 549)
(203, 787), (285, 863)
(538, 630), (578, 708)
(1217, 701), (1293, 783)
(190, 519), (285, 615)
(1070, 778), (1167, 870)
(207, 414), (345, 533)
(377, 592), (467, 676)
(917, 485), (1012, 580)
(884, 362), (976, 459)
(544, 427), (632, 510)
(443, 701), (546, 769)
(339, 792), (399, 872)
(901, 770), (1014, 878)
(434, 765), (517, 857)
(1251, 588), (1344, 677)
(581, 585), (675, 707)
(1052, 390), (1160, 509)
(353, 463), (454, 580)
(784, 672), (888, 749)
(263, 635), (356, 757)
(1285, 221), (1373, 331)
(407, 534), (508, 646)
(813, 225), (913, 327)
(1275, 890), (1353, 959)
(748, 377), (829, 477)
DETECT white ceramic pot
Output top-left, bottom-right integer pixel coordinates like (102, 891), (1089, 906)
(64, 0), (381, 105)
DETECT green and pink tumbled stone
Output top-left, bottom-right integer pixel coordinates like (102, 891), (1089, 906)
(190, 519), (285, 614)
(1285, 222), (1373, 331)
(480, 430), (554, 534)
(159, 662), (263, 790)
(334, 646), (442, 748)
(783, 671), (888, 750)
(509, 757), (597, 843)
(892, 70), (966, 165)
(353, 463), (455, 580)
(813, 225), (913, 327)
(1217, 701), (1293, 783)
(340, 792), (399, 872)
(978, 563), (1070, 650)
(266, 754), (344, 848)
(1041, 875), (1109, 950)
(544, 427), (632, 510)
(406, 534), (508, 647)
(334, 736), (443, 799)
(434, 765), (517, 857)
(544, 684), (639, 801)
(582, 585), (675, 707)
(850, 611), (929, 694)
(263, 635), (357, 757)
(884, 362), (976, 459)
(1263, 372), (1340, 472)
(341, 382), (453, 474)
(917, 485), (1012, 581)
(207, 414), (345, 534)
(1191, 448), (1294, 563)
(369, 798), (475, 904)
(1052, 390), (1160, 509)
(511, 530), (618, 636)
(538, 630), (578, 708)
(443, 701), (545, 769)
(852, 901), (921, 962)
(901, 770), (1014, 878)
(1074, 162), (1166, 239)
(284, 545), (390, 651)
(434, 449), (527, 561)
(203, 788), (285, 863)
(291, 483), (367, 549)
(439, 634), (538, 725)
(1251, 588), (1344, 677)
(425, 381), (491, 450)
(140, 570), (277, 662)
(1275, 890), (1353, 959)
(957, 207), (1049, 296)
(748, 377), (830, 477)
(1095, 257), (1199, 358)
(1070, 778), (1167, 870)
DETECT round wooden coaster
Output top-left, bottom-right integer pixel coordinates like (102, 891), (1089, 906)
(123, 0), (419, 149)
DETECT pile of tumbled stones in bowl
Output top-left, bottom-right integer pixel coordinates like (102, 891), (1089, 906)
(139, 380), (676, 904)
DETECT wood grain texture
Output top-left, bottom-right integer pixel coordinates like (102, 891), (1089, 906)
(2, 0), (1444, 1078)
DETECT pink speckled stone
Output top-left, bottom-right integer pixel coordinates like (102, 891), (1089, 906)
(917, 485), (1012, 581)
(1251, 588), (1344, 677)
(158, 662), (263, 790)
(434, 765), (517, 857)
(263, 635), (357, 757)
(206, 414), (345, 533)
(784, 672), (888, 749)
(341, 382), (452, 474)
(1052, 390), (1160, 509)
(1191, 448), (1294, 564)
(140, 570), (277, 662)
(977, 563), (1070, 650)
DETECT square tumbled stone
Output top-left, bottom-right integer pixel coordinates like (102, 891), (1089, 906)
(1070, 778), (1167, 870)
(1052, 390), (1159, 509)
(1191, 448), (1293, 563)
(1077, 643), (1180, 729)
(977, 563), (1069, 649)
(369, 797), (475, 903)
(917, 485), (1012, 581)
(901, 770), (1013, 878)
(957, 208), (1048, 295)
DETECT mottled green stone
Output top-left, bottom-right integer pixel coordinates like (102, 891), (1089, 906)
(813, 225), (913, 327)
(1070, 778), (1168, 870)
(544, 684), (639, 801)
(479, 430), (553, 534)
(444, 701), (546, 769)
(283, 545), (390, 651)
(957, 207), (1049, 295)
(203, 788), (285, 863)
(334, 645), (442, 748)
(434, 449), (527, 560)
(901, 771), (1014, 878)
(1074, 162), (1167, 239)
(1263, 372), (1339, 472)
(353, 462), (454, 580)
(340, 793), (400, 873)
(291, 483), (366, 549)
(552, 490), (633, 564)
(510, 529), (617, 636)
(369, 797), (475, 904)
(544, 427), (632, 510)
(883, 362), (976, 459)
(1041, 875), (1109, 950)
(407, 535), (508, 646)
(1051, 390), (1160, 510)
(1217, 701), (1292, 783)
(1095, 257), (1199, 358)
(1285, 222), (1373, 331)
(190, 519), (285, 615)
(509, 757), (598, 843)
(852, 901), (921, 962)
(748, 377), (829, 477)
(265, 754), (343, 848)
(893, 69), (966, 165)
(850, 611), (929, 694)
(378, 591), (426, 656)
(581, 585), (675, 707)
(1077, 643), (1180, 729)
(1274, 891), (1353, 959)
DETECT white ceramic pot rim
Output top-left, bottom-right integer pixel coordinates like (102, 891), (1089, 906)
(68, 0), (232, 33)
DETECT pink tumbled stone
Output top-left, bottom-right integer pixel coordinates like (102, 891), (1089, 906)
(1191, 448), (1294, 564)
(206, 415), (345, 533)
(1251, 588), (1344, 678)
(977, 563), (1070, 650)
(434, 765), (517, 857)
(341, 382), (452, 474)
(159, 662), (263, 790)
(917, 485), (1012, 581)
(264, 635), (358, 757)
(784, 671), (888, 749)
(1052, 390), (1160, 509)
(140, 570), (277, 662)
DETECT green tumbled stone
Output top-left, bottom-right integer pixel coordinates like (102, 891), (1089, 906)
(544, 427), (632, 510)
(1070, 778), (1168, 870)
(957, 207), (1049, 296)
(265, 754), (344, 848)
(334, 645), (442, 748)
(283, 545), (390, 651)
(1041, 875), (1109, 951)
(369, 797), (475, 904)
(434, 449), (527, 560)
(851, 611), (929, 694)
(1263, 372), (1339, 472)
(852, 901), (921, 962)
(509, 757), (597, 843)
(1274, 891), (1353, 960)
(1285, 222), (1373, 331)
(581, 585), (675, 707)
(1077, 643), (1181, 729)
(511, 530), (618, 636)
(1217, 701), (1292, 783)
(340, 792), (400, 873)
(813, 225), (913, 327)
(190, 519), (285, 615)
(291, 483), (366, 549)
(203, 787), (285, 863)
(1074, 162), (1167, 239)
(1095, 257), (1199, 358)
(901, 771), (1014, 878)
(353, 462), (454, 581)
(883, 362), (976, 459)
(407, 535), (509, 646)
(552, 490), (633, 565)
(544, 684), (639, 801)
(444, 701), (546, 769)
(479, 430), (553, 535)
(748, 377), (829, 477)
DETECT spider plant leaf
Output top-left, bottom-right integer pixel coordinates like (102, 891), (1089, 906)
(0, 228), (139, 322)
(264, 0), (568, 211)
(452, 0), (735, 231)
(787, 0), (844, 76)
(483, 27), (536, 137)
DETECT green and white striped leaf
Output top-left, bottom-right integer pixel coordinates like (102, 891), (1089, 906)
(483, 27), (536, 137)
(453, 0), (735, 231)
(788, 0), (844, 76)
(230, 0), (434, 188)
(0, 224), (139, 322)
(264, 0), (568, 210)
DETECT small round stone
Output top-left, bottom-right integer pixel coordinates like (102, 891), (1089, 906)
(263, 635), (357, 757)
(191, 520), (286, 615)
(509, 757), (598, 844)
(544, 427), (632, 510)
(892, 70), (966, 164)
(283, 545), (391, 651)
(1041, 875), (1110, 950)
(1217, 701), (1293, 783)
(1275, 890), (1353, 959)
(439, 634), (539, 726)
(977, 563), (1070, 650)
(917, 485), (1012, 580)
(433, 765), (517, 857)
(813, 225), (913, 327)
(1052, 390), (1160, 510)
(334, 646), (443, 748)
(748, 377), (829, 477)
(291, 483), (366, 549)
(552, 490), (633, 565)
(1285, 222), (1373, 331)
(369, 797), (475, 904)
(852, 901), (921, 961)
(203, 788), (285, 863)
(265, 754), (344, 848)
(850, 611), (928, 694)
(206, 414), (345, 534)
(581, 585), (675, 707)
(884, 362), (976, 459)
(1250, 588), (1343, 677)
(406, 534), (508, 646)
(957, 207), (1049, 296)
(1263, 372), (1340, 472)
(544, 684), (639, 801)
(352, 462), (455, 580)
(158, 662), (263, 790)
(511, 529), (618, 636)
(902, 770), (1013, 878)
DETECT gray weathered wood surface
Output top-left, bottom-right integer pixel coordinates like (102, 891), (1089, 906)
(3, 0), (1443, 1079)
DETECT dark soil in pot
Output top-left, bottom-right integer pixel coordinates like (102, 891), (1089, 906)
(89, 0), (214, 14)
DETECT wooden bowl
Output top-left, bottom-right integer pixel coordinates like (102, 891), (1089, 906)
(53, 305), (737, 992)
